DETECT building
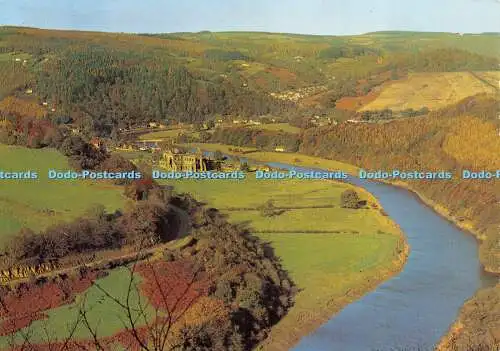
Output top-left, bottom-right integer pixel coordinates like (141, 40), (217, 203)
(159, 149), (216, 172)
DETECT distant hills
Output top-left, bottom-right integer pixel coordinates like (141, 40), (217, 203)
(0, 26), (498, 136)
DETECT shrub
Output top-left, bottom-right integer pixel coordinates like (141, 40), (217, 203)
(340, 189), (363, 209)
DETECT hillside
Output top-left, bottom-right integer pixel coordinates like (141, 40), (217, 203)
(0, 145), (126, 244)
(0, 27), (499, 350)
(0, 27), (498, 139)
(359, 71), (498, 112)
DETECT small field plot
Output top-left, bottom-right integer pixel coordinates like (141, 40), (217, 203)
(473, 71), (500, 90)
(0, 62), (32, 99)
(360, 72), (497, 111)
(138, 129), (186, 140)
(248, 123), (301, 134)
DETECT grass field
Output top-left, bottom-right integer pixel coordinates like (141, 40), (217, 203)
(360, 72), (497, 111)
(0, 145), (126, 245)
(138, 128), (185, 140)
(248, 123), (301, 134)
(0, 53), (32, 62)
(0, 267), (151, 347)
(473, 71), (500, 90)
(161, 175), (405, 350)
(181, 143), (360, 174)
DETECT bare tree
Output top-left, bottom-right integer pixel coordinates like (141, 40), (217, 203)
(79, 256), (204, 351)
(0, 248), (205, 351)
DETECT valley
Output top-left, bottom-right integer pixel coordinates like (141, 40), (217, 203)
(0, 24), (498, 351)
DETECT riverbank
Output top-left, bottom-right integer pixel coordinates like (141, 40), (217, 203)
(436, 320), (465, 351)
(258, 228), (409, 351)
(256, 184), (410, 351)
(435, 282), (500, 351)
(185, 142), (498, 350)
(382, 179), (497, 275)
(172, 144), (409, 350)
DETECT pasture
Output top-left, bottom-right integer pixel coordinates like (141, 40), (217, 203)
(0, 61), (31, 100)
(138, 128), (186, 140)
(0, 145), (126, 245)
(248, 123), (301, 134)
(360, 72), (497, 112)
(162, 175), (404, 350)
(183, 142), (360, 174)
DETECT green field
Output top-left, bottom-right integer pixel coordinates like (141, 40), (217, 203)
(0, 267), (151, 347)
(360, 72), (497, 111)
(182, 143), (360, 174)
(249, 123), (302, 134)
(0, 145), (126, 245)
(138, 128), (186, 140)
(162, 175), (404, 350)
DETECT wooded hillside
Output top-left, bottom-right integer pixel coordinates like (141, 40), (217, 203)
(0, 27), (498, 138)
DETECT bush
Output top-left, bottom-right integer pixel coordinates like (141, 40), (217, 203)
(340, 189), (363, 209)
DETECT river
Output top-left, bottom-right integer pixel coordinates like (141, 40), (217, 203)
(263, 162), (497, 351)
(199, 152), (498, 350)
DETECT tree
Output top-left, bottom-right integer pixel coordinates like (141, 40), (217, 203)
(340, 189), (363, 209)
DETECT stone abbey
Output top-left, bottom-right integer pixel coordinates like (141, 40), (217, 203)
(159, 149), (218, 172)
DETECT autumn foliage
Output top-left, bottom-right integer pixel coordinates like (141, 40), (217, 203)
(0, 96), (47, 119)
(0, 271), (99, 336)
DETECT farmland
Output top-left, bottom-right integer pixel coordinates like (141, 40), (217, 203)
(0, 145), (126, 245)
(138, 128), (188, 141)
(182, 143), (360, 174)
(248, 123), (301, 134)
(359, 72), (498, 112)
(164, 176), (406, 350)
